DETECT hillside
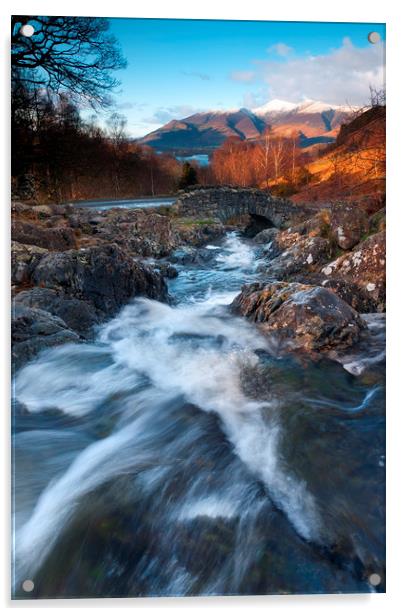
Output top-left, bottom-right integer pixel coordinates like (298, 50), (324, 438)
(291, 106), (385, 209)
(139, 109), (265, 152)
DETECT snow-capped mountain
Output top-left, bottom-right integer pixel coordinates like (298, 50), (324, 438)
(139, 99), (357, 152)
(252, 99), (299, 115)
(253, 98), (358, 116)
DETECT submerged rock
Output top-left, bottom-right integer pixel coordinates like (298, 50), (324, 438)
(153, 263), (179, 279)
(168, 246), (218, 266)
(232, 281), (365, 352)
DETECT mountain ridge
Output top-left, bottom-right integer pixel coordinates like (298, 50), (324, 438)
(139, 100), (359, 153)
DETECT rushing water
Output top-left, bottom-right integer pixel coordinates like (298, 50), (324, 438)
(12, 233), (385, 598)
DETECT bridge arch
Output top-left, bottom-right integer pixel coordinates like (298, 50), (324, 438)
(172, 186), (312, 229)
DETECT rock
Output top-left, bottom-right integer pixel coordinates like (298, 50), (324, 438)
(292, 273), (379, 313)
(43, 215), (66, 228)
(256, 227), (303, 260)
(12, 220), (77, 250)
(168, 246), (218, 266)
(89, 210), (177, 257)
(11, 202), (31, 215)
(287, 212), (329, 237)
(67, 211), (93, 229)
(258, 236), (331, 279)
(14, 287), (99, 336)
(174, 221), (225, 248)
(31, 205), (54, 218)
(11, 241), (48, 285)
(253, 228), (279, 245)
(12, 304), (79, 371)
(153, 263), (179, 279)
(330, 202), (369, 250)
(232, 281), (365, 352)
(31, 243), (168, 317)
(320, 231), (385, 311)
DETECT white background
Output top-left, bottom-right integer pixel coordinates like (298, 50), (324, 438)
(1, 0), (401, 613)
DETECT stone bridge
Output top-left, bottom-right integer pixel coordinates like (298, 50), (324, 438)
(172, 186), (314, 229)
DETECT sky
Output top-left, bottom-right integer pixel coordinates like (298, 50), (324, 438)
(102, 19), (386, 138)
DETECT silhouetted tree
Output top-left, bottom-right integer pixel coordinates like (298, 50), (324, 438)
(11, 16), (126, 106)
(10, 16), (184, 202)
(178, 162), (198, 189)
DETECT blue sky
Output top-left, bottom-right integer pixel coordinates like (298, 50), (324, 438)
(103, 19), (386, 137)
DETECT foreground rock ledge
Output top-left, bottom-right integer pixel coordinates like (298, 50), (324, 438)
(231, 282), (366, 352)
(12, 243), (169, 370)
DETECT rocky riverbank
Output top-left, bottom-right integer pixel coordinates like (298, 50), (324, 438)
(11, 195), (385, 370)
(11, 201), (225, 370)
(231, 202), (385, 354)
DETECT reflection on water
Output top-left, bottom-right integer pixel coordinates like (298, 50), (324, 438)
(12, 233), (385, 598)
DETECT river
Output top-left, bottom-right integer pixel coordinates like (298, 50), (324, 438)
(12, 232), (385, 598)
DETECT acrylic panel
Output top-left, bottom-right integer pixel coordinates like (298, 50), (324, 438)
(11, 16), (386, 599)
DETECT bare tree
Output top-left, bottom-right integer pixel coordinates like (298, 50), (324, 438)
(369, 85), (386, 108)
(107, 112), (128, 196)
(255, 128), (271, 187)
(11, 16), (126, 107)
(271, 137), (286, 180)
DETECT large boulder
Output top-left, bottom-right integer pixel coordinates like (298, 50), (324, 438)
(320, 231), (385, 311)
(31, 243), (168, 317)
(12, 220), (77, 251)
(173, 221), (225, 248)
(12, 304), (79, 371)
(83, 209), (177, 257)
(258, 236), (331, 278)
(14, 287), (99, 336)
(232, 281), (365, 352)
(253, 228), (279, 245)
(330, 202), (369, 250)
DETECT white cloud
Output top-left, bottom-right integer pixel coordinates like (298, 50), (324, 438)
(242, 90), (267, 109)
(234, 38), (385, 106)
(230, 70), (255, 83)
(268, 42), (293, 57)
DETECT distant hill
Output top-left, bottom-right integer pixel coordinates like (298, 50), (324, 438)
(138, 99), (358, 153)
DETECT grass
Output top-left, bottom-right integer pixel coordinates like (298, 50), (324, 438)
(176, 218), (218, 227)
